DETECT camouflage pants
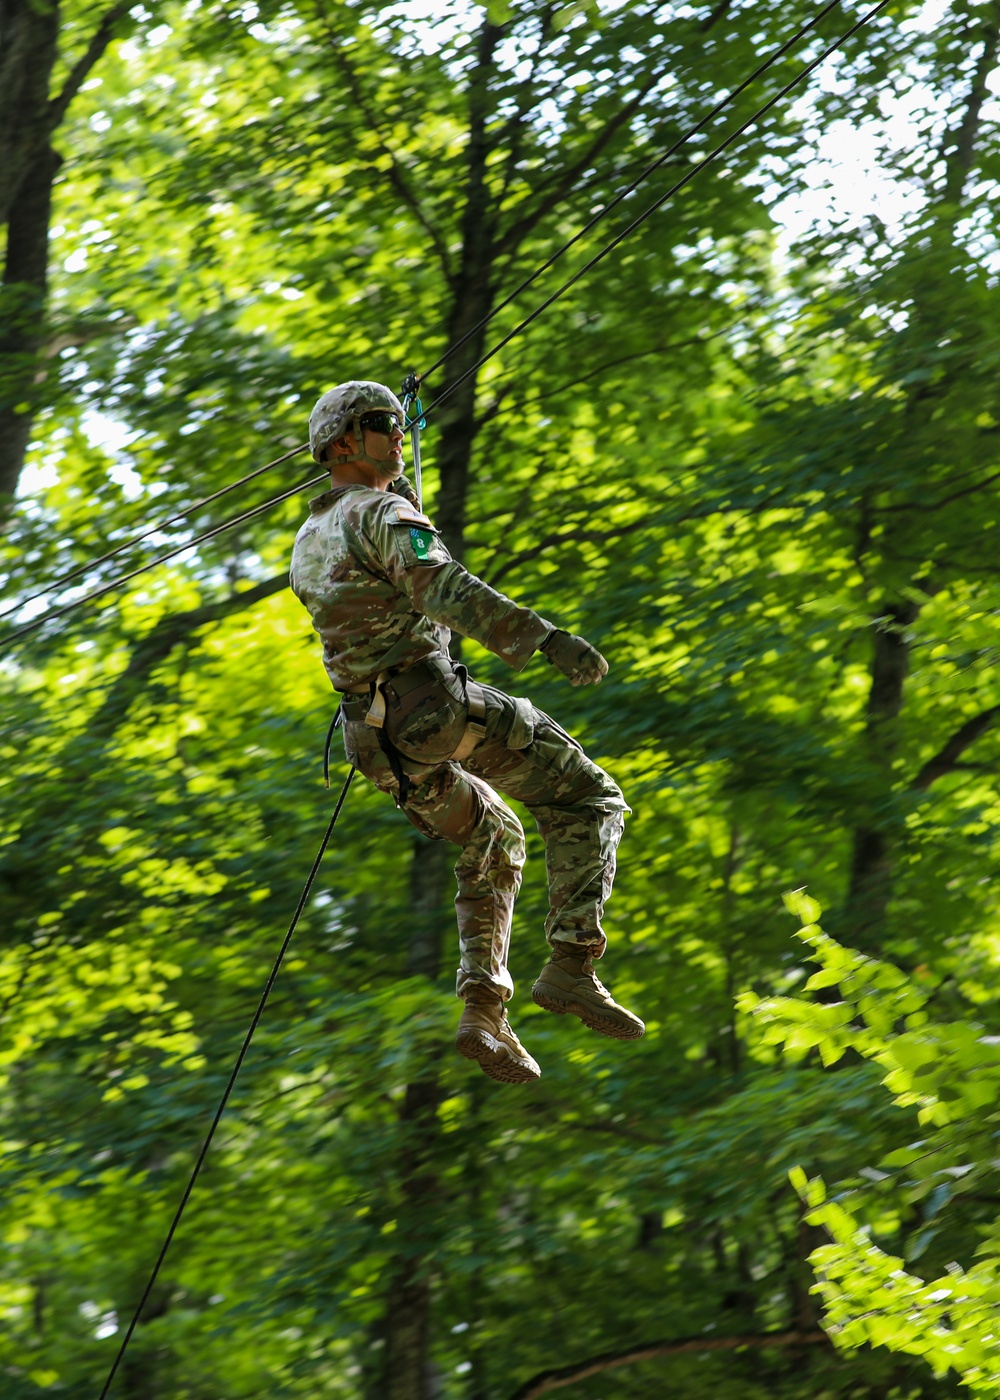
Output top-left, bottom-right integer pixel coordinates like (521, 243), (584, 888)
(342, 682), (628, 1001)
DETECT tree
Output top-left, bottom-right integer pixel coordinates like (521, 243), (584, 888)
(4, 0), (1000, 1397)
(0, 0), (147, 507)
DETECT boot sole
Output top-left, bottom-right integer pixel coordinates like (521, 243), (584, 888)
(455, 1028), (541, 1084)
(531, 983), (645, 1040)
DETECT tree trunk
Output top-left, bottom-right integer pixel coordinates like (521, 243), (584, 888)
(843, 598), (921, 950)
(379, 837), (452, 1400)
(0, 0), (136, 508)
(0, 141), (61, 504)
(427, 19), (503, 563)
(0, 0), (59, 508)
(0, 0), (59, 230)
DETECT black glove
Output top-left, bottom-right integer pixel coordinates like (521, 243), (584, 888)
(391, 474), (420, 507)
(540, 629), (609, 686)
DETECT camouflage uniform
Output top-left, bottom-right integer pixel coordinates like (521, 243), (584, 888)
(290, 483), (628, 1002)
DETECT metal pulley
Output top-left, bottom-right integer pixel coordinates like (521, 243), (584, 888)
(400, 371), (427, 508)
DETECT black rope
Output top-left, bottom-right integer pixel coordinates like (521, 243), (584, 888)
(0, 444), (309, 626)
(416, 0), (846, 385)
(96, 765), (356, 1400)
(0, 470), (326, 652)
(4, 0), (844, 632)
(7, 0), (799, 634)
(4, 0), (889, 651)
(419, 0), (892, 426)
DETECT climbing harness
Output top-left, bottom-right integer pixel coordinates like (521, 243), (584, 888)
(359, 658), (489, 806)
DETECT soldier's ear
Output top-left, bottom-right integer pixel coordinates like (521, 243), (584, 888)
(327, 433), (356, 459)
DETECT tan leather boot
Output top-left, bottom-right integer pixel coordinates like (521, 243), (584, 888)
(455, 986), (541, 1084)
(532, 946), (644, 1040)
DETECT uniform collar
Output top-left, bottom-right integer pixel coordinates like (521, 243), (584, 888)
(308, 484), (357, 515)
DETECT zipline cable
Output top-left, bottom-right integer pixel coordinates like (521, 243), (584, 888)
(96, 764), (356, 1400)
(0, 471), (326, 652)
(417, 0), (847, 384)
(0, 444), (309, 626)
(419, 0), (891, 426)
(3, 0), (889, 651)
(2, 0), (835, 631)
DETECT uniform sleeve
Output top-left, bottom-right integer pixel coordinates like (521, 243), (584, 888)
(354, 496), (552, 671)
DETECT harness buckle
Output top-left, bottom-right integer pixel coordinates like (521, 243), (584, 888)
(365, 672), (390, 730)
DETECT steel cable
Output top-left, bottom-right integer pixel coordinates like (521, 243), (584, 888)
(2, 0), (889, 652)
(419, 0), (891, 425)
(0, 444), (309, 626)
(0, 471), (326, 652)
(416, 0), (847, 384)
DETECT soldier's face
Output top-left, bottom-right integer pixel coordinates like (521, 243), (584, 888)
(360, 420), (405, 474)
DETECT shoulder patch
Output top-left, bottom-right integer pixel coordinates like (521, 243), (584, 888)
(390, 504), (434, 528)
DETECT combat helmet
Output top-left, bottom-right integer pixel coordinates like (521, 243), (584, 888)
(308, 381), (404, 468)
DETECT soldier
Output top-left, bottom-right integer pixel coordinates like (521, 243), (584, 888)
(290, 381), (643, 1084)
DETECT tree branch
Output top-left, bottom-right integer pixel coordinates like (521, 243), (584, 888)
(483, 516), (649, 589)
(497, 5), (558, 201)
(48, 0), (135, 130)
(497, 71), (663, 257)
(877, 467), (1000, 515)
(311, 3), (455, 285)
(699, 0), (737, 30)
(911, 704), (1000, 790)
(480, 474), (795, 587)
(506, 1330), (830, 1400)
(475, 300), (767, 429)
(86, 573), (288, 743)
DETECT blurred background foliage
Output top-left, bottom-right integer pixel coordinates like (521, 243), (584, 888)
(2, 0), (1000, 1395)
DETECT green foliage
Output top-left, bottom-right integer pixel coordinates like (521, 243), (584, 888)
(3, 0), (1000, 1396)
(748, 894), (1000, 1394)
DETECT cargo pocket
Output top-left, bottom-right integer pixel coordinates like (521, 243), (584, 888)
(388, 675), (467, 764)
(505, 696), (535, 750)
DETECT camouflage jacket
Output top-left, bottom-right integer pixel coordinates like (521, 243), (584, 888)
(289, 484), (552, 690)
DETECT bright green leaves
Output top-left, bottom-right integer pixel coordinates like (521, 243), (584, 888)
(551, 0), (601, 31)
(795, 1191), (1000, 1392)
(757, 902), (1000, 1390)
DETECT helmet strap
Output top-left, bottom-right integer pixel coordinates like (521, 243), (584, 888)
(326, 415), (397, 477)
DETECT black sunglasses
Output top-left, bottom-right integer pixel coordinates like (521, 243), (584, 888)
(358, 411), (402, 435)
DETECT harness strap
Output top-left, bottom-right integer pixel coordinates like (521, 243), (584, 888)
(356, 665), (487, 800)
(451, 678), (487, 762)
(375, 726), (412, 806)
(363, 672), (411, 806)
(364, 672), (390, 730)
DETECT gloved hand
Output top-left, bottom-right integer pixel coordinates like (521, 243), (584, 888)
(540, 629), (609, 686)
(391, 474), (421, 507)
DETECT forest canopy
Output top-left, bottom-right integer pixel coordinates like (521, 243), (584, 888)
(3, 0), (1000, 1396)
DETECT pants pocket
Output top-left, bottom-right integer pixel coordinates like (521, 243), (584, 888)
(387, 677), (467, 763)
